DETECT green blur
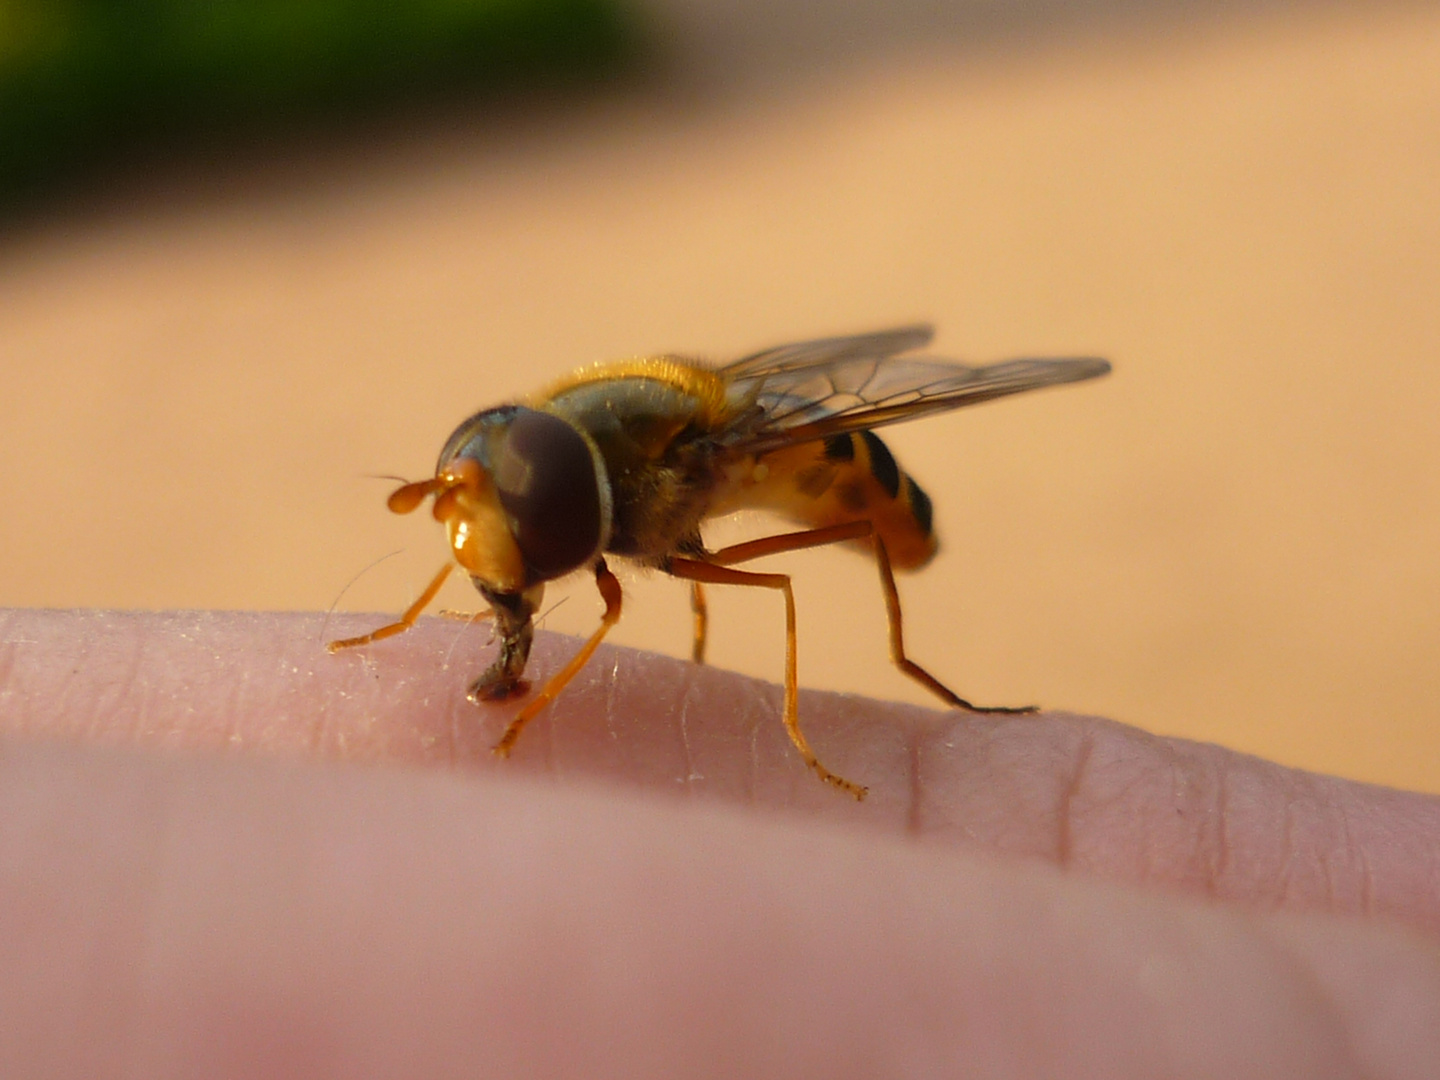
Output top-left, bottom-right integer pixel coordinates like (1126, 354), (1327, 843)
(0, 0), (637, 201)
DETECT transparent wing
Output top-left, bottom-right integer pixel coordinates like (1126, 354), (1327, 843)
(719, 325), (936, 380)
(717, 330), (1110, 457)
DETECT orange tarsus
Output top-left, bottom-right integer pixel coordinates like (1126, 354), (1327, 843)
(326, 562), (455, 652)
(869, 534), (1037, 716)
(689, 581), (708, 664)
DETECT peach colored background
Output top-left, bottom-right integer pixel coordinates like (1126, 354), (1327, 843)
(3, 3), (1437, 791)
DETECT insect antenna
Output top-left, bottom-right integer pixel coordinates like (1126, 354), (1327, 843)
(319, 548), (405, 645)
(534, 593), (570, 629)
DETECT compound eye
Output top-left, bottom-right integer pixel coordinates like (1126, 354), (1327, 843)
(492, 409), (606, 582)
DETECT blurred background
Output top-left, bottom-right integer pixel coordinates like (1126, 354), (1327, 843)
(2, 0), (1437, 792)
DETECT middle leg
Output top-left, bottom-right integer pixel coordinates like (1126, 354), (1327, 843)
(667, 555), (866, 799)
(707, 522), (1036, 715)
(690, 581), (708, 665)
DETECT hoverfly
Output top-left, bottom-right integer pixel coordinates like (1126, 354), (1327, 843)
(330, 326), (1109, 798)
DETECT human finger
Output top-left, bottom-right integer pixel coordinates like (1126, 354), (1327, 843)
(4, 607), (1437, 934)
(1, 742), (1436, 1080)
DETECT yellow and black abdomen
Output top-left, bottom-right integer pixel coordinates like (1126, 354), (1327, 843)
(709, 430), (939, 569)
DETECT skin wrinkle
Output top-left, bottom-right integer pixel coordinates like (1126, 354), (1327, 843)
(1003, 712), (1078, 855)
(219, 617), (250, 752)
(1062, 719), (1159, 870)
(1043, 719), (1440, 931)
(1134, 737), (1180, 883)
(1426, 825), (1440, 909)
(33, 614), (76, 739)
(112, 616), (152, 747)
(1275, 793), (1302, 911)
(1053, 722), (1094, 870)
(1318, 781), (1354, 910)
(1309, 769), (1434, 927)
(0, 613), (24, 715)
(1287, 780), (1326, 910)
(0, 644), (25, 733)
(1326, 791), (1359, 915)
(213, 614), (248, 752)
(1350, 797), (1380, 921)
(1099, 726), (1160, 805)
(203, 614), (238, 747)
(1347, 785), (1404, 921)
(1208, 752), (1232, 900)
(60, 615), (102, 743)
(1303, 779), (1347, 914)
(1172, 741), (1230, 895)
(1244, 765), (1302, 911)
(1357, 836), (1376, 921)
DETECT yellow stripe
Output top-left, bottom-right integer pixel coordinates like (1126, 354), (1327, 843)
(535, 356), (734, 429)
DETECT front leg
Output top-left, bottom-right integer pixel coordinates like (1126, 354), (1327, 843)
(467, 581), (544, 703)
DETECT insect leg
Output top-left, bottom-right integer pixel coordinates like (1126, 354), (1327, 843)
(870, 534), (1038, 715)
(690, 582), (708, 664)
(707, 521), (872, 566)
(708, 522), (1038, 715)
(326, 562), (454, 651)
(491, 559), (624, 758)
(666, 556), (866, 800)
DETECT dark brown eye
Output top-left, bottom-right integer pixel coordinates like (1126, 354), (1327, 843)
(493, 409), (607, 582)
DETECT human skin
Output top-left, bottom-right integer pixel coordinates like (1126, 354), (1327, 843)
(1, 609), (1438, 1078)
